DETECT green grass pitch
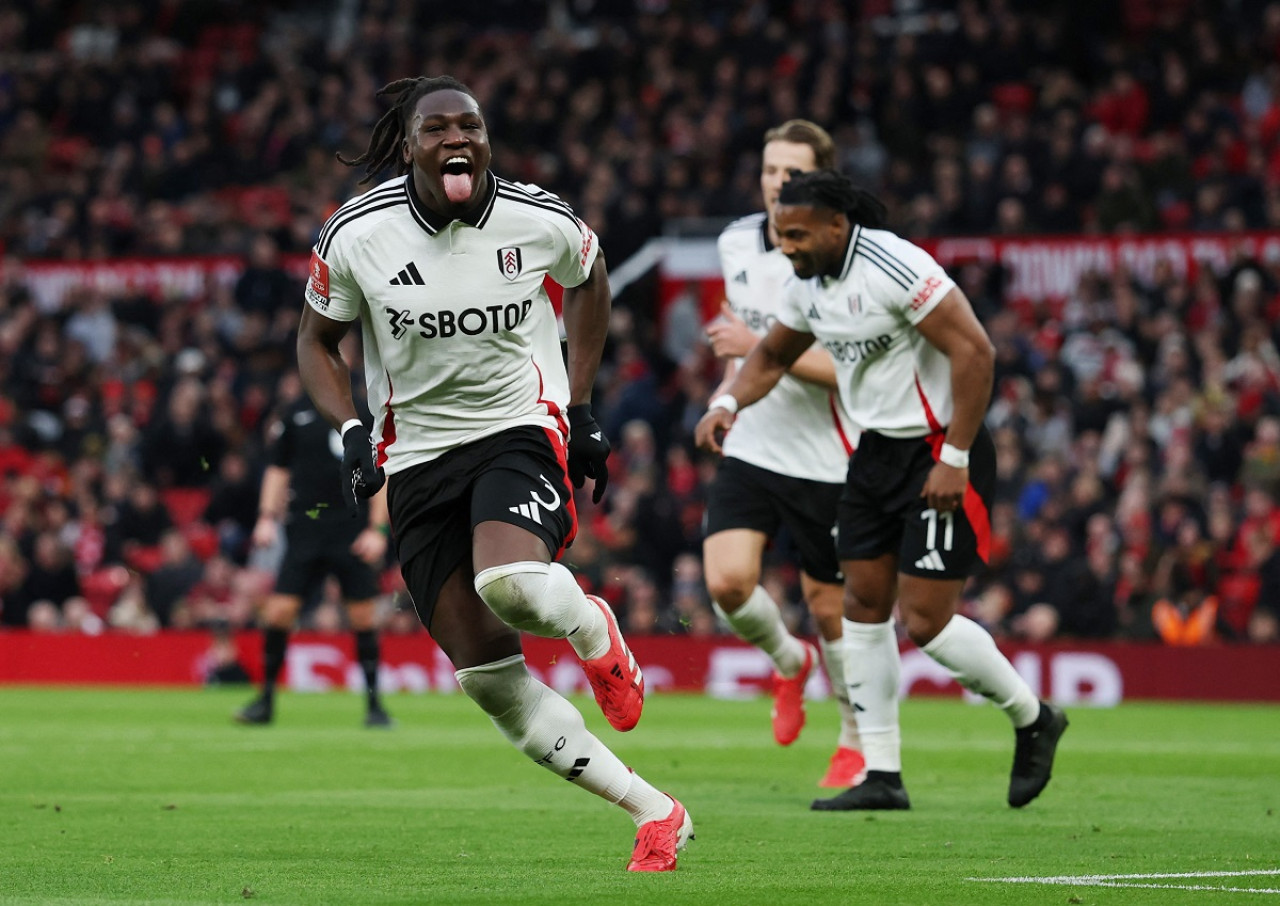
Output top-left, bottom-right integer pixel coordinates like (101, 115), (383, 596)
(3, 687), (1278, 905)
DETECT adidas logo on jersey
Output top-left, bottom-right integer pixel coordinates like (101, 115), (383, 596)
(733, 270), (748, 284)
(914, 550), (946, 571)
(806, 304), (822, 320)
(389, 262), (425, 285)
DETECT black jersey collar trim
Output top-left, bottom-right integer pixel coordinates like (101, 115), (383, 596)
(405, 169), (499, 234)
(838, 225), (860, 281)
(759, 213), (775, 253)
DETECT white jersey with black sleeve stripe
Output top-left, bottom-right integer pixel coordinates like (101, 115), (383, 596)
(775, 225), (958, 438)
(717, 213), (857, 482)
(304, 171), (598, 474)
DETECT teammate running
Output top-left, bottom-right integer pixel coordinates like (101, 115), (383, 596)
(697, 169), (1067, 811)
(705, 120), (865, 788)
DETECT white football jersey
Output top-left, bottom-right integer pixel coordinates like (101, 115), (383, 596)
(305, 171), (598, 474)
(776, 225), (958, 439)
(718, 213), (857, 482)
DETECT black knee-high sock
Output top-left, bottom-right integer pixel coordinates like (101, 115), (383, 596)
(262, 628), (289, 702)
(355, 629), (381, 708)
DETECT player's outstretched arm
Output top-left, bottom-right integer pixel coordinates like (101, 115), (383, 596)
(707, 299), (836, 390)
(695, 322), (814, 454)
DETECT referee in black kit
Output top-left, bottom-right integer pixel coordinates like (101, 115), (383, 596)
(236, 374), (393, 727)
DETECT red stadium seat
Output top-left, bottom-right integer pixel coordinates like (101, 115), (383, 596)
(161, 488), (212, 528)
(80, 566), (131, 617)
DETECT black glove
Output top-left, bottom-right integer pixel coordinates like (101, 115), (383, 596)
(341, 422), (385, 513)
(566, 404), (610, 503)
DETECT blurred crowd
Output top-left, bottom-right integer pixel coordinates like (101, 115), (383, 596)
(2, 0), (1280, 645)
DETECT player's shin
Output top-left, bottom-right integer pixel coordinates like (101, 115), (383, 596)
(824, 627), (863, 750)
(842, 619), (901, 771)
(713, 585), (807, 676)
(920, 614), (1040, 727)
(455, 655), (668, 823)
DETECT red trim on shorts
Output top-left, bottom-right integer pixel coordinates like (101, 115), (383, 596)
(376, 371), (396, 468)
(828, 393), (854, 456)
(530, 356), (577, 555)
(923, 427), (992, 565)
(961, 483), (991, 563)
(542, 426), (579, 557)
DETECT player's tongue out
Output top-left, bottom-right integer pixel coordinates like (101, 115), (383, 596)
(443, 172), (472, 204)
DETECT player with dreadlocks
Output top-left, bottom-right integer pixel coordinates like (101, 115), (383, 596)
(702, 121), (867, 789)
(297, 75), (692, 871)
(696, 168), (1068, 812)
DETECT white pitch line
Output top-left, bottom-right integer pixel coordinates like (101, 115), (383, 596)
(969, 869), (1280, 894)
(973, 870), (1280, 881)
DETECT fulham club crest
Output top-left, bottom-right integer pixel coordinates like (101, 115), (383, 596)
(497, 247), (523, 281)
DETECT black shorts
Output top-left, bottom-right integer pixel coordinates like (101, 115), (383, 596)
(704, 457), (844, 584)
(387, 425), (577, 627)
(836, 426), (995, 579)
(276, 517), (381, 601)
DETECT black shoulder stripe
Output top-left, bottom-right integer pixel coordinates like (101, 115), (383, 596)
(495, 188), (579, 227)
(317, 198), (406, 258)
(317, 183), (401, 239)
(495, 178), (577, 219)
(316, 184), (404, 251)
(856, 244), (912, 290)
(498, 178), (567, 204)
(860, 236), (918, 283)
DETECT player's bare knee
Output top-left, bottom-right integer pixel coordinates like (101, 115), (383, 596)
(812, 611), (844, 640)
(706, 573), (752, 610)
(901, 610), (946, 647)
(263, 595), (301, 627)
(474, 561), (549, 630)
(803, 584), (843, 621)
(843, 589), (887, 622)
(345, 600), (378, 631)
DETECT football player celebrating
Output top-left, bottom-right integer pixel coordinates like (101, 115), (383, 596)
(697, 169), (1067, 812)
(704, 120), (865, 788)
(297, 75), (690, 871)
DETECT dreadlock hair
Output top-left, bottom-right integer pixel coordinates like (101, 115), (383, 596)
(337, 75), (478, 185)
(777, 169), (887, 229)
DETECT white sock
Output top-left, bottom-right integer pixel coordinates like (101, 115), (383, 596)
(455, 655), (669, 825)
(474, 561), (608, 660)
(842, 619), (901, 772)
(921, 614), (1041, 727)
(821, 629), (862, 751)
(714, 585), (807, 677)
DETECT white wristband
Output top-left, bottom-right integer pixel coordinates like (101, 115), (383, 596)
(340, 418), (363, 439)
(938, 442), (970, 469)
(709, 394), (739, 416)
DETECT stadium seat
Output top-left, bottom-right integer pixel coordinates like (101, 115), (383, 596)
(161, 487), (212, 528)
(80, 566), (132, 617)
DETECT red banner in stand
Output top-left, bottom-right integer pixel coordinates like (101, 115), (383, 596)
(11, 231), (1278, 317)
(1, 632), (1278, 705)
